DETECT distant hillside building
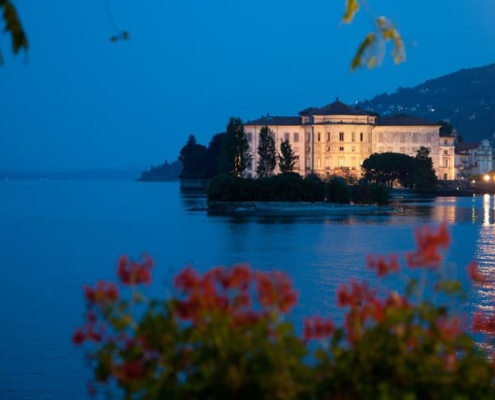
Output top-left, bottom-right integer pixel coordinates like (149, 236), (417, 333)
(455, 140), (493, 178)
(244, 99), (456, 180)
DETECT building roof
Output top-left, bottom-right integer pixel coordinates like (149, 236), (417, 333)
(244, 116), (301, 126)
(375, 115), (440, 126)
(456, 142), (480, 151)
(303, 99), (370, 116)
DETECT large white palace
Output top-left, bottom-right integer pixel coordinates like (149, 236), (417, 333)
(244, 99), (457, 180)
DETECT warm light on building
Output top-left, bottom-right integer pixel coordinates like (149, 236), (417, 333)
(484, 174), (490, 182)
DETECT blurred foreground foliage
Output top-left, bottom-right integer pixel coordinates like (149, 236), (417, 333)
(74, 225), (495, 399)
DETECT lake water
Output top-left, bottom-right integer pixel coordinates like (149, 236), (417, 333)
(1, 180), (495, 399)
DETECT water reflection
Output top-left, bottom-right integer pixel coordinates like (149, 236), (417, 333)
(468, 195), (495, 347)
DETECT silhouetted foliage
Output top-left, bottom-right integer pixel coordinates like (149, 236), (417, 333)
(208, 173), (326, 202)
(179, 135), (207, 179)
(256, 126), (277, 178)
(203, 133), (225, 179)
(279, 138), (297, 174)
(219, 117), (251, 177)
(362, 152), (415, 187)
(0, 1), (28, 65)
(414, 146), (438, 194)
(138, 160), (182, 181)
(326, 177), (351, 204)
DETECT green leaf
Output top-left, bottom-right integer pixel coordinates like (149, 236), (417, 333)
(351, 32), (376, 71)
(2, 1), (28, 54)
(342, 0), (360, 23)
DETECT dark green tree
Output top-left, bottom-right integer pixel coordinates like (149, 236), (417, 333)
(219, 117), (251, 177)
(178, 135), (207, 179)
(203, 133), (225, 179)
(413, 146), (438, 193)
(362, 152), (415, 187)
(256, 126), (277, 178)
(279, 138), (297, 174)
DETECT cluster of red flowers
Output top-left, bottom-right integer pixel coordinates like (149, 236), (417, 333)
(73, 224), (495, 398)
(117, 254), (154, 285)
(367, 254), (399, 277)
(84, 281), (119, 305)
(303, 316), (335, 342)
(405, 224), (450, 268)
(173, 264), (298, 326)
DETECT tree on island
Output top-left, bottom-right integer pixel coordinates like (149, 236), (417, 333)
(256, 126), (277, 178)
(362, 152), (415, 187)
(413, 146), (438, 193)
(202, 133), (225, 179)
(178, 135), (207, 179)
(278, 138), (297, 174)
(219, 117), (251, 177)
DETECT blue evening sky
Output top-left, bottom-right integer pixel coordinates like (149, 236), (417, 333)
(1, 0), (494, 171)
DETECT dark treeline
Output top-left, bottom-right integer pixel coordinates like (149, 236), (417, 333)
(208, 172), (390, 206)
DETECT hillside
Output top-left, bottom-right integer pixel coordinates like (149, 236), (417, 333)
(357, 64), (495, 143)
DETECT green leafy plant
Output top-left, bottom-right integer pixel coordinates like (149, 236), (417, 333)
(74, 225), (495, 399)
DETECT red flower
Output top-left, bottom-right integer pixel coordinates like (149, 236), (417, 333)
(117, 254), (154, 285)
(73, 328), (86, 345)
(84, 281), (119, 306)
(174, 266), (200, 292)
(367, 254), (399, 277)
(303, 316), (335, 342)
(467, 261), (487, 284)
(406, 224), (450, 269)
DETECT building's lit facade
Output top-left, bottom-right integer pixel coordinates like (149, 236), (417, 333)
(244, 100), (455, 179)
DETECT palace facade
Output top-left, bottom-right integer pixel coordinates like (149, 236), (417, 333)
(244, 99), (457, 180)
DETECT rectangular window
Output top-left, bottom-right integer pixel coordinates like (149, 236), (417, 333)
(305, 158), (311, 167)
(351, 132), (355, 141)
(443, 173), (448, 180)
(412, 132), (418, 143)
(325, 158), (330, 167)
(400, 133), (405, 143)
(443, 150), (448, 155)
(339, 146), (344, 151)
(317, 132), (321, 142)
(339, 157), (345, 167)
(339, 132), (344, 141)
(360, 132), (364, 142)
(247, 132), (252, 142)
(284, 132), (290, 141)
(317, 158), (321, 167)
(306, 133), (310, 142)
(327, 132), (330, 142)
(293, 132), (299, 142)
(443, 158), (449, 167)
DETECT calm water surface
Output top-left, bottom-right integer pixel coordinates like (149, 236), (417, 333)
(1, 180), (495, 399)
